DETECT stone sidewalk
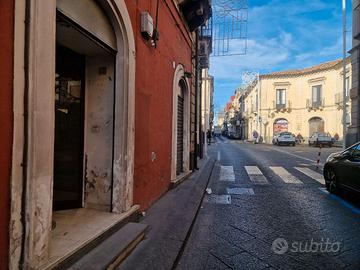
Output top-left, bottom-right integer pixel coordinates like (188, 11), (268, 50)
(117, 157), (216, 270)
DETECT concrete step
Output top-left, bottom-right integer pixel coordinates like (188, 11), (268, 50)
(67, 222), (148, 270)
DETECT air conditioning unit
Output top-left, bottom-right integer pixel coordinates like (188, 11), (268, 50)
(140, 12), (154, 40)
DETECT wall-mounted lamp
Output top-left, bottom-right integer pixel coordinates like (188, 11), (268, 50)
(140, 12), (154, 40)
(141, 11), (160, 47)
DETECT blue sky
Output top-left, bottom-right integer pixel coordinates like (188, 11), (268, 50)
(210, 0), (353, 114)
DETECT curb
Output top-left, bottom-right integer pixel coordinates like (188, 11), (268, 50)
(117, 158), (216, 270)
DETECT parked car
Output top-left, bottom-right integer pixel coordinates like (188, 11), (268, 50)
(222, 130), (228, 137)
(324, 142), (360, 194)
(228, 130), (240, 139)
(214, 127), (221, 137)
(272, 132), (296, 146)
(308, 132), (333, 147)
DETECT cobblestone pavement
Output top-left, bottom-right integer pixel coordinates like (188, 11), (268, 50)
(176, 137), (360, 270)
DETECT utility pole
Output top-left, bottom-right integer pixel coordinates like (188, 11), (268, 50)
(258, 72), (262, 143)
(342, 0), (347, 149)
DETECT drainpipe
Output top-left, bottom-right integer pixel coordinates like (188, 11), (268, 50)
(20, 0), (31, 267)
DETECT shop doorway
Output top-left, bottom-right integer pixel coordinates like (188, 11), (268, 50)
(176, 83), (185, 175)
(54, 10), (117, 211)
(54, 45), (85, 210)
(171, 68), (190, 181)
(13, 1), (136, 266)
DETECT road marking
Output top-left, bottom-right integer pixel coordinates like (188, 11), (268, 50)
(270, 147), (324, 167)
(269, 166), (303, 184)
(319, 188), (360, 214)
(298, 163), (311, 167)
(227, 187), (254, 195)
(220, 166), (235, 181)
(204, 194), (231, 204)
(294, 167), (325, 185)
(217, 151), (221, 161)
(244, 166), (269, 185)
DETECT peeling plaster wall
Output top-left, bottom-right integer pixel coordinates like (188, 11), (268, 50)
(84, 55), (115, 211)
(9, 0), (25, 268)
(8, 0), (136, 268)
(24, 1), (57, 268)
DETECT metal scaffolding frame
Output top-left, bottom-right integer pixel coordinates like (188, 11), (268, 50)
(207, 0), (248, 57)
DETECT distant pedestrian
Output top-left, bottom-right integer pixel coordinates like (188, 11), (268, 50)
(252, 130), (258, 144)
(296, 133), (303, 144)
(207, 129), (212, 145)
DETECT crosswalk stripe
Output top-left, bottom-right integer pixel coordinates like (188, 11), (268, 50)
(220, 166), (235, 181)
(244, 166), (269, 185)
(294, 167), (325, 185)
(269, 166), (303, 184)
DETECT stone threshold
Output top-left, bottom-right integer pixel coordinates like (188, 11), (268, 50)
(170, 170), (192, 189)
(40, 205), (140, 270)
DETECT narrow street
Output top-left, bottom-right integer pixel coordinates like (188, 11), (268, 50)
(2, 1), (360, 269)
(176, 137), (360, 270)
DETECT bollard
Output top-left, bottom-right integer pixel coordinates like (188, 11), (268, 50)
(316, 144), (322, 170)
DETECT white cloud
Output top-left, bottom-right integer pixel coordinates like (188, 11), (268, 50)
(210, 0), (351, 108)
(210, 36), (290, 81)
(295, 52), (313, 62)
(320, 34), (352, 57)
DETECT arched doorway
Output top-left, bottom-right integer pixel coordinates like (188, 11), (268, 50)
(273, 118), (288, 135)
(308, 117), (324, 136)
(171, 66), (190, 181)
(54, 8), (118, 210)
(13, 1), (136, 268)
(176, 80), (186, 175)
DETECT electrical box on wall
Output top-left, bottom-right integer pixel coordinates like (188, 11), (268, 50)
(140, 12), (154, 40)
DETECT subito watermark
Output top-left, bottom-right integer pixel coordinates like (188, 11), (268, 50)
(271, 238), (342, 255)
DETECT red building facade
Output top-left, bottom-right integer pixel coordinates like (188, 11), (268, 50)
(125, 0), (194, 209)
(0, 0), (14, 268)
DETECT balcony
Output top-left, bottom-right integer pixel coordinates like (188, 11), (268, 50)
(335, 93), (350, 104)
(335, 93), (350, 109)
(306, 98), (325, 110)
(272, 100), (291, 112)
(179, 0), (211, 32)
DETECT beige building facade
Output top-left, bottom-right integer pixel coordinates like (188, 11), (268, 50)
(242, 59), (352, 143)
(201, 68), (214, 154)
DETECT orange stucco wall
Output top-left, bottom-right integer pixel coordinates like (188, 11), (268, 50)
(0, 0), (14, 268)
(125, 0), (193, 209)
